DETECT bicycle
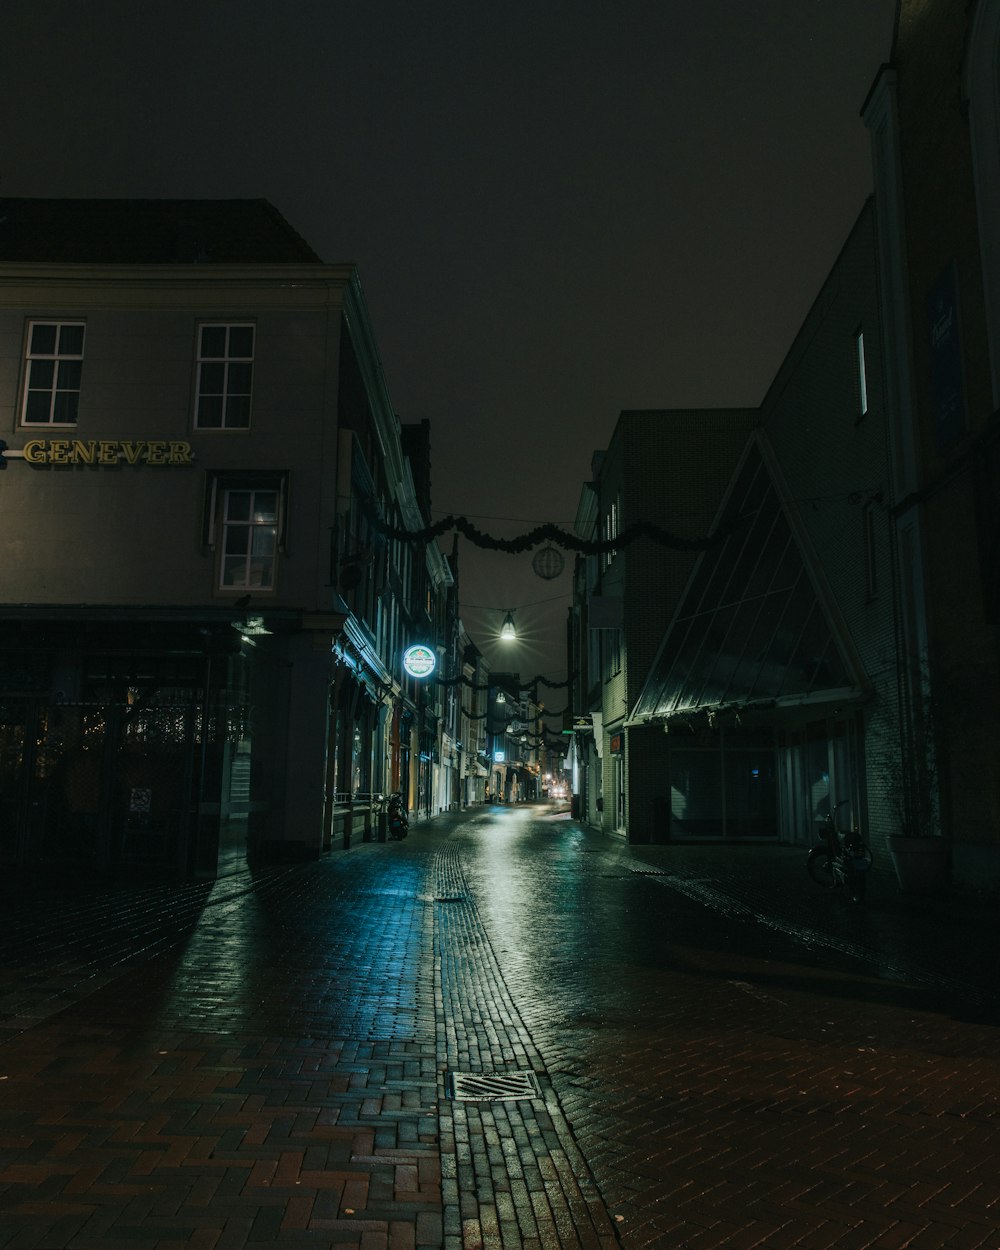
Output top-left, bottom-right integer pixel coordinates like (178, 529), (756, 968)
(374, 791), (409, 840)
(806, 799), (873, 903)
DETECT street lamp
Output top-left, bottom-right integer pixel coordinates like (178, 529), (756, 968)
(499, 610), (517, 642)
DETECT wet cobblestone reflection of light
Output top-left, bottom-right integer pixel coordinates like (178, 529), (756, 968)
(1, 807), (999, 1250)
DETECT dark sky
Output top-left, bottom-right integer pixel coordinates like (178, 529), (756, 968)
(1, 0), (897, 687)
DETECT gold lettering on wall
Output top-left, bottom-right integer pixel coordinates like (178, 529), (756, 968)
(71, 440), (97, 464)
(19, 439), (196, 467)
(119, 441), (145, 465)
(168, 441), (193, 464)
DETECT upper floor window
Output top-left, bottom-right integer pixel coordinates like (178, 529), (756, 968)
(195, 323), (254, 429)
(221, 488), (278, 589)
(601, 628), (617, 682)
(21, 321), (85, 425)
(602, 495), (620, 570)
(855, 329), (868, 420)
(204, 471), (287, 593)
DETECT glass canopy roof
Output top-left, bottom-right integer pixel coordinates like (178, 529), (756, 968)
(633, 441), (859, 722)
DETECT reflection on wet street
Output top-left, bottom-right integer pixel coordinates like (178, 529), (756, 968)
(1, 803), (999, 1249)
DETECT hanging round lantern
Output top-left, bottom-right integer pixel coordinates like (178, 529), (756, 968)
(532, 544), (565, 580)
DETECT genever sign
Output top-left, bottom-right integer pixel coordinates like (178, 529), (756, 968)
(22, 439), (195, 466)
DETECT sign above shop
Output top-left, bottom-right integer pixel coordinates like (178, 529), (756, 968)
(19, 438), (195, 466)
(402, 643), (436, 679)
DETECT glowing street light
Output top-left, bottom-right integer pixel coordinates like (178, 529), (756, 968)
(499, 610), (517, 642)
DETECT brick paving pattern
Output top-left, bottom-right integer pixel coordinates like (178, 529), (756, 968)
(0, 805), (998, 1249)
(432, 847), (619, 1249)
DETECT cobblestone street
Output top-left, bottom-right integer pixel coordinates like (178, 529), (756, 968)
(1, 803), (998, 1249)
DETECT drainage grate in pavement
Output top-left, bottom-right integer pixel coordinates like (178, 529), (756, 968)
(446, 1070), (541, 1102)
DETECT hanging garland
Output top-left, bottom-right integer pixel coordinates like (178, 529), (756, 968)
(435, 672), (575, 691)
(361, 496), (735, 555)
(458, 706), (566, 721)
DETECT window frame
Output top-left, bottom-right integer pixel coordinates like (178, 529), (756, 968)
(20, 319), (86, 428)
(194, 322), (256, 431)
(855, 327), (869, 422)
(602, 494), (620, 570)
(204, 471), (288, 595)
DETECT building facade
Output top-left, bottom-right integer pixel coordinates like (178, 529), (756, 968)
(861, 0), (1000, 887)
(571, 6), (1000, 893)
(570, 202), (908, 870)
(0, 198), (449, 876)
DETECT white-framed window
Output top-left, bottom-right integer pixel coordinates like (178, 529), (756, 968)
(204, 472), (287, 592)
(855, 328), (869, 420)
(21, 321), (85, 425)
(195, 323), (254, 429)
(221, 488), (278, 588)
(602, 495), (620, 570)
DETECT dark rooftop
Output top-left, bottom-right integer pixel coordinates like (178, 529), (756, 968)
(0, 198), (322, 264)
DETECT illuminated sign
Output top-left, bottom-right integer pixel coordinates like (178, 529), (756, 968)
(402, 644), (436, 679)
(494, 750), (506, 762)
(22, 439), (195, 466)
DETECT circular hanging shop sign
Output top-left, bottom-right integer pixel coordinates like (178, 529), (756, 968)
(402, 644), (437, 679)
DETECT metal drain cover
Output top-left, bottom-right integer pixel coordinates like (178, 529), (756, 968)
(447, 1071), (540, 1102)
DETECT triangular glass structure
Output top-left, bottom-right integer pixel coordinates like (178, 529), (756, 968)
(634, 440), (861, 722)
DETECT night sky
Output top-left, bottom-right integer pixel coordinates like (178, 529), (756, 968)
(1, 0), (896, 687)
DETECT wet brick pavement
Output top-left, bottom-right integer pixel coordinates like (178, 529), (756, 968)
(0, 804), (998, 1249)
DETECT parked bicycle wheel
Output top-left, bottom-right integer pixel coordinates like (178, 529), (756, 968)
(806, 847), (837, 888)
